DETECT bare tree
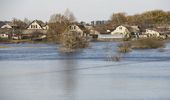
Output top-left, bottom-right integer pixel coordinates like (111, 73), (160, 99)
(12, 18), (27, 29)
(64, 8), (76, 23)
(49, 13), (69, 23)
(24, 18), (31, 25)
(110, 12), (127, 26)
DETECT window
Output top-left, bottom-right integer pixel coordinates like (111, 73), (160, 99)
(74, 26), (76, 29)
(119, 27), (122, 30)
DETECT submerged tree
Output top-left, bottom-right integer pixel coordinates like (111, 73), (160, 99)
(48, 9), (89, 52)
(48, 12), (71, 43)
(60, 31), (89, 52)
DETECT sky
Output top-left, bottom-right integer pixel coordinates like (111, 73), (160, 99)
(0, 0), (169, 23)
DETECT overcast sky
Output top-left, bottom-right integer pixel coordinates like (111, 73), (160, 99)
(0, 0), (169, 23)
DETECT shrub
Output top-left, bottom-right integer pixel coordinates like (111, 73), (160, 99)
(132, 38), (165, 49)
(117, 42), (132, 53)
(107, 55), (121, 62)
(60, 31), (89, 52)
(0, 38), (10, 42)
(158, 48), (165, 52)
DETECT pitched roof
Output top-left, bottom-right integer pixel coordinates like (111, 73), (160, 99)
(0, 21), (5, 27)
(27, 20), (46, 28)
(122, 25), (141, 33)
(66, 24), (90, 34)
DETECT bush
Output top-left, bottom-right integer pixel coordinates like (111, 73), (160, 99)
(117, 42), (132, 53)
(107, 55), (121, 62)
(0, 38), (10, 42)
(60, 31), (89, 52)
(132, 38), (165, 49)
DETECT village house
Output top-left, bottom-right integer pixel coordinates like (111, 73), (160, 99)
(1, 22), (19, 29)
(21, 20), (49, 40)
(0, 22), (17, 39)
(0, 34), (9, 39)
(1, 24), (12, 29)
(0, 29), (10, 39)
(64, 24), (89, 37)
(27, 20), (49, 30)
(111, 25), (130, 38)
(145, 29), (160, 37)
(89, 29), (100, 40)
(111, 25), (141, 39)
(0, 20), (49, 40)
(155, 26), (170, 38)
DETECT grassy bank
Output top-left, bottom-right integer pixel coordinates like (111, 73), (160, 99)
(117, 38), (165, 54)
(0, 39), (49, 44)
(0, 46), (11, 48)
(131, 38), (165, 49)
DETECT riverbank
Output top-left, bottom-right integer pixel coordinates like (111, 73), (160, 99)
(0, 39), (49, 44)
(1, 37), (170, 44)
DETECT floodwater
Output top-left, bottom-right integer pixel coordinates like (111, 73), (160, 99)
(0, 42), (170, 100)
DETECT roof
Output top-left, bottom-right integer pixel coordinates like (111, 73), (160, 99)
(77, 24), (86, 31)
(0, 21), (5, 27)
(122, 25), (141, 33)
(68, 24), (90, 34)
(27, 20), (46, 28)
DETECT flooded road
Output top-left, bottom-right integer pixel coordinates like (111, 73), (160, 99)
(0, 42), (170, 100)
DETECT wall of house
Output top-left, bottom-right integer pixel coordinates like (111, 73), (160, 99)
(27, 21), (42, 30)
(67, 25), (84, 35)
(145, 29), (160, 37)
(0, 34), (9, 38)
(111, 26), (130, 35)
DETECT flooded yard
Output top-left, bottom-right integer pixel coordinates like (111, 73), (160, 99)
(0, 42), (170, 100)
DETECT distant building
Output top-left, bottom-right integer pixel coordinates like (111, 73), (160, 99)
(27, 20), (49, 30)
(89, 29), (100, 39)
(91, 20), (108, 26)
(0, 29), (10, 39)
(145, 29), (160, 37)
(111, 25), (130, 38)
(1, 24), (12, 29)
(111, 25), (141, 39)
(64, 24), (89, 36)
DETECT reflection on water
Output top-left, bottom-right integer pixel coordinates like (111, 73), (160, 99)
(61, 53), (78, 100)
(0, 42), (170, 100)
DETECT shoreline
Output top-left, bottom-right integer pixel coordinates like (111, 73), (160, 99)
(1, 38), (170, 44)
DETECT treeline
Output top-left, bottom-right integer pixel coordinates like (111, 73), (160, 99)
(0, 18), (31, 29)
(110, 10), (170, 29)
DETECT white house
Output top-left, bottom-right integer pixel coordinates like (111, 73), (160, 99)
(0, 33), (9, 38)
(27, 20), (49, 30)
(1, 24), (12, 29)
(145, 29), (160, 37)
(111, 25), (130, 38)
(64, 24), (88, 36)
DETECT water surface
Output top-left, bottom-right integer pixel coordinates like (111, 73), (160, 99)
(0, 42), (170, 100)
